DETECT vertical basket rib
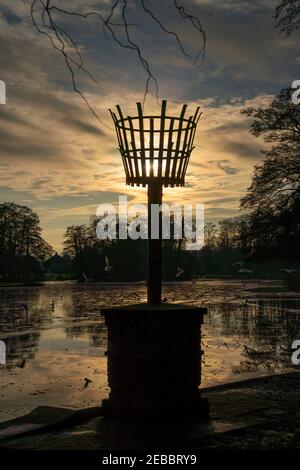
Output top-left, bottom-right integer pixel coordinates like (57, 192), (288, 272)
(165, 117), (175, 184)
(176, 116), (193, 181)
(158, 100), (167, 178)
(127, 116), (140, 184)
(149, 118), (154, 178)
(115, 106), (133, 182)
(171, 104), (187, 183)
(137, 103), (147, 183)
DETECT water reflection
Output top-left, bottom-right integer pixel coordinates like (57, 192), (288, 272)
(203, 298), (300, 383)
(0, 287), (52, 370)
(0, 280), (300, 421)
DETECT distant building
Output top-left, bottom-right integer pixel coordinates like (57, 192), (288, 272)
(43, 252), (72, 274)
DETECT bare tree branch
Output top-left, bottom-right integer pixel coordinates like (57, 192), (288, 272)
(174, 0), (206, 65)
(275, 0), (300, 36)
(30, 0), (206, 124)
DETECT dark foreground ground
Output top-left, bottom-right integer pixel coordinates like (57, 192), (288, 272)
(0, 371), (299, 450)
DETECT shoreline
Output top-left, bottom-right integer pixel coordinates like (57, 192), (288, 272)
(1, 371), (300, 450)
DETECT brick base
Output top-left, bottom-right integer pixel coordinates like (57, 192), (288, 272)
(101, 303), (208, 420)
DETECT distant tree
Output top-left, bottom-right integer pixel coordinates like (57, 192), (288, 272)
(63, 224), (91, 258)
(63, 223), (104, 280)
(0, 202), (53, 281)
(204, 222), (217, 250)
(217, 218), (241, 250)
(185, 216), (251, 277)
(63, 212), (206, 281)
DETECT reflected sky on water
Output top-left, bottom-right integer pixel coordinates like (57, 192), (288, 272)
(1, 280), (300, 422)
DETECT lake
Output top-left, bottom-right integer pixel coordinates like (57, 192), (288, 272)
(1, 279), (300, 422)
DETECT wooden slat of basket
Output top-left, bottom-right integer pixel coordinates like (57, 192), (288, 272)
(165, 118), (175, 185)
(149, 118), (154, 178)
(157, 100), (167, 178)
(127, 116), (140, 181)
(171, 104), (187, 181)
(110, 110), (129, 180)
(193, 107), (201, 124)
(115, 106), (134, 181)
(176, 116), (193, 180)
(137, 102), (146, 181)
(183, 106), (200, 160)
(181, 107), (201, 179)
(182, 124), (197, 180)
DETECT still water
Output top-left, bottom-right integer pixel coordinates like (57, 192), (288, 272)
(1, 280), (300, 422)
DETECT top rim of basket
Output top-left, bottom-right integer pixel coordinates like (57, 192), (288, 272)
(109, 99), (202, 127)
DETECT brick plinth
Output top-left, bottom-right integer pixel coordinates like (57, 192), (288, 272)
(101, 303), (208, 420)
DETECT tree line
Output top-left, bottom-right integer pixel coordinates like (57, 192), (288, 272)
(61, 212), (298, 282)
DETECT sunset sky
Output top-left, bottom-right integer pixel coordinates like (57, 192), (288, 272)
(0, 0), (299, 252)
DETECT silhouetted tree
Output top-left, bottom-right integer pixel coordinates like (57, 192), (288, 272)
(218, 218), (241, 250)
(63, 212), (204, 281)
(0, 202), (53, 281)
(241, 89), (300, 260)
(204, 222), (217, 251)
(242, 89), (300, 212)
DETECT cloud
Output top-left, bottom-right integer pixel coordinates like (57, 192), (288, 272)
(205, 196), (238, 205)
(213, 120), (250, 133)
(209, 160), (240, 175)
(221, 142), (262, 160)
(194, 0), (275, 13)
